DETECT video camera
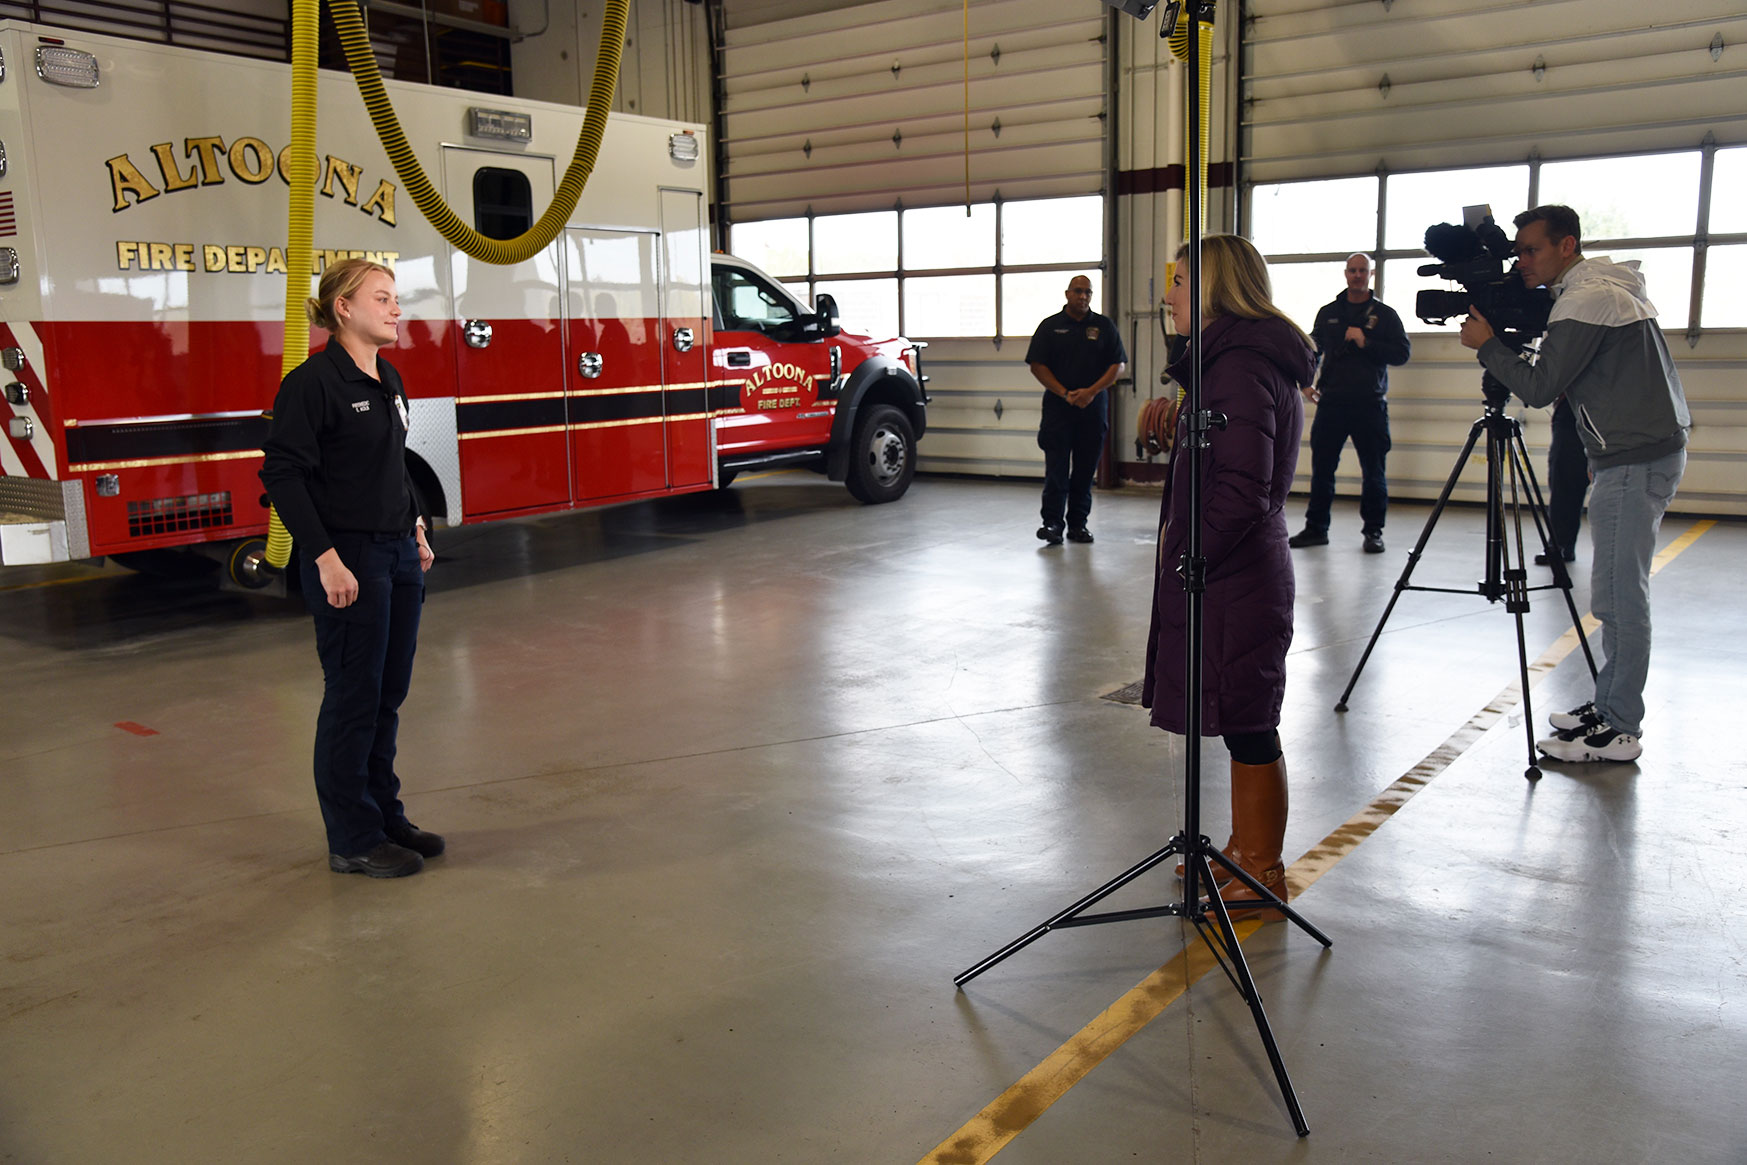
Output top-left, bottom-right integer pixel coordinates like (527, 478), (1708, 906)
(1415, 206), (1551, 355)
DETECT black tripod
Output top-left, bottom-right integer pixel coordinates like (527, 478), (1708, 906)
(1333, 372), (1598, 781)
(955, 0), (1330, 1139)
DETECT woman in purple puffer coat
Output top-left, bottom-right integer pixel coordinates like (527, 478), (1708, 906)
(1144, 235), (1315, 915)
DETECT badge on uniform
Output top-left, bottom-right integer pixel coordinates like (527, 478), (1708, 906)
(394, 394), (410, 431)
(1085, 326), (1099, 341)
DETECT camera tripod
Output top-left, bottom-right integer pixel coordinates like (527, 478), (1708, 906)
(1334, 373), (1597, 780)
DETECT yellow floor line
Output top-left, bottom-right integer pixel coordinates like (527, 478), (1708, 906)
(921, 519), (1715, 1165)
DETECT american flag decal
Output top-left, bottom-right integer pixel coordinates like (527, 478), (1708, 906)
(0, 192), (14, 237)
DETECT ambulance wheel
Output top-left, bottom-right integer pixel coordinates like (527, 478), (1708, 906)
(844, 403), (915, 504)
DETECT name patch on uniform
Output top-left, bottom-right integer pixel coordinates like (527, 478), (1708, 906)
(1085, 326), (1100, 341)
(351, 400), (371, 413)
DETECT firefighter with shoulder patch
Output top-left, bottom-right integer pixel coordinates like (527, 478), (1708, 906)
(1026, 274), (1127, 545)
(260, 258), (445, 879)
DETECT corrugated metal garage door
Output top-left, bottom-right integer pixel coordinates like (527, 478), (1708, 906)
(1240, 0), (1747, 517)
(718, 0), (1112, 480)
(718, 0), (1107, 221)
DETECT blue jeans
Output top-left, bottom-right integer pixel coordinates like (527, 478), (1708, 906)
(1586, 449), (1684, 737)
(300, 532), (425, 855)
(1303, 395), (1390, 536)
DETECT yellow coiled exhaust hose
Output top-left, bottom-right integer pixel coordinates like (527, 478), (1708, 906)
(263, 0), (321, 571)
(1168, 17), (1214, 238)
(264, 0), (629, 570)
(328, 0), (628, 264)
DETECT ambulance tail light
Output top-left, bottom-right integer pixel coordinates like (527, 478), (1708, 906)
(35, 45), (100, 88)
(0, 248), (18, 285)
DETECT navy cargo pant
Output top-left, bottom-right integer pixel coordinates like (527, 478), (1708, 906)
(1038, 391), (1108, 530)
(1544, 397), (1589, 557)
(299, 531), (424, 857)
(1303, 393), (1391, 537)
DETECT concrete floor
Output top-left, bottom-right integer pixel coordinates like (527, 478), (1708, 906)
(1, 475), (1742, 1164)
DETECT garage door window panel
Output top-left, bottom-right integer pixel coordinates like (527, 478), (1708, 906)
(1250, 177), (1377, 257)
(1384, 166), (1530, 251)
(1538, 153), (1700, 242)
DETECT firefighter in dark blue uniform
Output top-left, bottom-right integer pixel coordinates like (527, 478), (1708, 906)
(1025, 275), (1127, 544)
(1288, 253), (1411, 554)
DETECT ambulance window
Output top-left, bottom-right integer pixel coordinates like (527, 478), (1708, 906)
(714, 268), (799, 334)
(473, 168), (532, 240)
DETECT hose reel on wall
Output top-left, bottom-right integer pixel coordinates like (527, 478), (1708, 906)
(261, 0), (631, 570)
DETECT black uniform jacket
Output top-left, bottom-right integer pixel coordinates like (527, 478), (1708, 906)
(260, 338), (417, 560)
(1311, 292), (1411, 401)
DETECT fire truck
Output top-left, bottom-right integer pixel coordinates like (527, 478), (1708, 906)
(0, 21), (927, 583)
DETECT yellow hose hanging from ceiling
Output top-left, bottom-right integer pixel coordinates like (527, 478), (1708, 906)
(262, 0), (321, 571)
(1168, 15), (1214, 239)
(327, 0), (628, 264)
(264, 0), (631, 570)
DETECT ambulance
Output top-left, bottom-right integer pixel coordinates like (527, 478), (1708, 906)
(0, 21), (927, 583)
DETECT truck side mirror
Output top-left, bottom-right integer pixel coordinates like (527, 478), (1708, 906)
(814, 293), (843, 338)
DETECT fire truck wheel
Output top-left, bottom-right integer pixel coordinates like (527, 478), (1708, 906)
(844, 403), (916, 505)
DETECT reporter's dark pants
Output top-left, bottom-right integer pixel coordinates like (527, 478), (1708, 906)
(1038, 392), (1108, 530)
(1303, 394), (1391, 536)
(299, 531), (424, 857)
(1545, 398), (1588, 557)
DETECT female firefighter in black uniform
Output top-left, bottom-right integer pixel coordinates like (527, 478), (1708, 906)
(261, 257), (444, 879)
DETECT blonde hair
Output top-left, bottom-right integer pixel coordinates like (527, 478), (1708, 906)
(1174, 235), (1313, 353)
(305, 257), (394, 332)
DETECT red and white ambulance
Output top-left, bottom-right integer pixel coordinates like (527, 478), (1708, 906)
(0, 21), (927, 582)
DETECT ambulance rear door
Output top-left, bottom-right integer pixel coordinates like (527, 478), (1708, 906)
(441, 147), (569, 518)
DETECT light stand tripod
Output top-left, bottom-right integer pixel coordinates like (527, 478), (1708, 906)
(955, 0), (1330, 1138)
(1333, 369), (1598, 781)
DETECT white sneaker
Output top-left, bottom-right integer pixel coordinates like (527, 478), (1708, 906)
(1537, 721), (1642, 763)
(1548, 700), (1603, 733)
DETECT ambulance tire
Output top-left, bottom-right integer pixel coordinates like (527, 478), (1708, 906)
(844, 403), (915, 505)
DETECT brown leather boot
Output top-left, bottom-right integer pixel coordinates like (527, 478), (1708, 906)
(1208, 755), (1289, 922)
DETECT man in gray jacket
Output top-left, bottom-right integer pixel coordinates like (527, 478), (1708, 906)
(1460, 205), (1690, 764)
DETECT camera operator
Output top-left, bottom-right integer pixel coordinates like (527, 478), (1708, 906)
(1288, 254), (1412, 554)
(1459, 205), (1691, 764)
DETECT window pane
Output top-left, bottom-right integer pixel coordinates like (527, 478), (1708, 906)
(815, 277), (899, 338)
(1266, 260), (1341, 336)
(713, 268), (799, 331)
(1701, 244), (1747, 327)
(782, 279), (813, 306)
(732, 218), (809, 278)
(1002, 271), (1103, 338)
(814, 211), (897, 275)
(1538, 153), (1700, 241)
(903, 204), (996, 270)
(1002, 196), (1103, 266)
(1384, 166), (1530, 251)
(1250, 177), (1377, 256)
(1599, 247), (1691, 330)
(903, 274), (996, 337)
(1711, 147), (1747, 235)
